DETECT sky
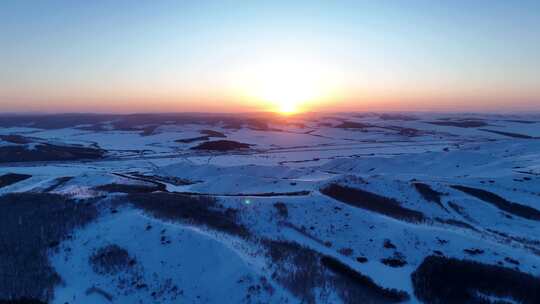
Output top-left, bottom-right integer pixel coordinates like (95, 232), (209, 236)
(1, 0), (539, 113)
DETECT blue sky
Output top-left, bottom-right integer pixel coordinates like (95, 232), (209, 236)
(1, 0), (539, 112)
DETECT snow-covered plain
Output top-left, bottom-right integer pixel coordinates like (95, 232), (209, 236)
(1, 112), (539, 304)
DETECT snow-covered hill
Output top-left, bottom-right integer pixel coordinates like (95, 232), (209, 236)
(1, 112), (539, 304)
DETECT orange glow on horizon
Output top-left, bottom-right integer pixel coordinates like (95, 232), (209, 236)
(2, 85), (539, 114)
(226, 52), (346, 115)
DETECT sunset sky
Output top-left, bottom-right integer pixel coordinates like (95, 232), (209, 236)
(1, 0), (539, 113)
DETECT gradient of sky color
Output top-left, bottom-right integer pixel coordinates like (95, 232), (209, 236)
(1, 0), (539, 113)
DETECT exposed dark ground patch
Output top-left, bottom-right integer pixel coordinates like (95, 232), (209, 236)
(0, 135), (33, 144)
(504, 120), (538, 124)
(278, 158), (322, 165)
(434, 217), (477, 231)
(413, 183), (448, 211)
(130, 173), (195, 186)
(335, 121), (371, 129)
(451, 185), (540, 221)
(113, 173), (171, 192)
(94, 183), (165, 194)
(0, 144), (105, 163)
(0, 173), (32, 188)
(41, 176), (73, 192)
(412, 255), (540, 304)
(222, 118), (273, 131)
(262, 240), (323, 303)
(139, 125), (160, 136)
(383, 239), (396, 249)
(273, 202), (288, 218)
(463, 248), (484, 255)
(176, 129), (227, 143)
(447, 201), (475, 223)
(479, 129), (536, 139)
(356, 257), (368, 263)
(200, 129), (226, 137)
(124, 192), (250, 237)
(262, 239), (409, 304)
(320, 184), (424, 223)
(0, 193), (98, 302)
(190, 140), (251, 151)
(380, 253), (407, 268)
(90, 244), (136, 275)
(85, 287), (114, 302)
(175, 136), (212, 143)
(426, 120), (488, 128)
(396, 127), (421, 137)
(321, 256), (409, 303)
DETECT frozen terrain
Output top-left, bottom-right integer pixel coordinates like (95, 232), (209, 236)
(1, 112), (540, 304)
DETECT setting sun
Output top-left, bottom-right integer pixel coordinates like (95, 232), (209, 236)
(278, 101), (298, 114)
(230, 53), (343, 114)
(254, 71), (315, 114)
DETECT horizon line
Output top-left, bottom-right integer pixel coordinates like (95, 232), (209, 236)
(2, 110), (540, 116)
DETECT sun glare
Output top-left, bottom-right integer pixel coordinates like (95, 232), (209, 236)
(231, 54), (342, 115)
(255, 72), (316, 114)
(278, 101), (297, 114)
